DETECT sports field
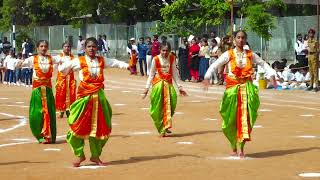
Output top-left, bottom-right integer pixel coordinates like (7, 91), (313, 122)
(0, 68), (319, 180)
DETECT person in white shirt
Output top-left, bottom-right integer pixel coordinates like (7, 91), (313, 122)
(199, 38), (210, 81)
(209, 39), (219, 84)
(295, 34), (307, 66)
(58, 37), (128, 167)
(0, 51), (6, 83)
(203, 30), (276, 158)
(3, 50), (19, 85)
(77, 36), (85, 57)
(102, 34), (109, 57)
(294, 67), (310, 89)
(126, 38), (139, 55)
(282, 65), (295, 89)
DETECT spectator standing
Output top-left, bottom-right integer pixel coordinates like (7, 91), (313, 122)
(306, 29), (318, 92)
(295, 34), (307, 66)
(137, 37), (148, 76)
(146, 37), (153, 76)
(77, 36), (85, 57)
(178, 37), (190, 81)
(151, 35), (160, 58)
(97, 35), (104, 55)
(102, 34), (110, 57)
(2, 37), (11, 54)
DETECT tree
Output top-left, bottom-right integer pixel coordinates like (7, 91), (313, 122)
(158, 0), (286, 40)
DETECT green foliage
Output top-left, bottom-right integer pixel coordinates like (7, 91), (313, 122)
(159, 0), (286, 40)
(0, 0), (173, 30)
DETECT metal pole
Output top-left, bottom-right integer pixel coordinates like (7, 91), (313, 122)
(231, 0), (234, 36)
(48, 26), (51, 51)
(317, 0), (320, 43)
(12, 15), (16, 54)
(317, 0), (319, 84)
(294, 18), (297, 63)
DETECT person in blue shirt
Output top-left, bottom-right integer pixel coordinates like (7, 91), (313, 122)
(137, 37), (148, 76)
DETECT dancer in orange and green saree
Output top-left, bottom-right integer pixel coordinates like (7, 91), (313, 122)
(59, 37), (128, 167)
(20, 40), (62, 144)
(142, 42), (187, 137)
(203, 30), (277, 158)
(54, 42), (76, 118)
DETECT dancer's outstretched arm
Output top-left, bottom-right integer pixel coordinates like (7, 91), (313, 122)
(142, 58), (156, 99)
(203, 52), (229, 90)
(104, 57), (128, 69)
(172, 59), (187, 96)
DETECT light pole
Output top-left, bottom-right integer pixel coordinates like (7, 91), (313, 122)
(226, 0), (234, 44)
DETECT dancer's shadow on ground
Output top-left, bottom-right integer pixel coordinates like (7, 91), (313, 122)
(112, 113), (125, 116)
(168, 130), (221, 138)
(247, 147), (319, 158)
(0, 161), (48, 166)
(107, 154), (200, 166)
(55, 139), (67, 144)
(110, 134), (131, 138)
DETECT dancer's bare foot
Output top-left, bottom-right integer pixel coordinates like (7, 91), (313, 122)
(231, 149), (238, 157)
(73, 156), (86, 167)
(159, 133), (167, 138)
(90, 157), (107, 166)
(239, 152), (245, 158)
(165, 129), (172, 134)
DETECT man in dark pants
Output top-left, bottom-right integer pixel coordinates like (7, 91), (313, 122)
(295, 34), (307, 66)
(137, 37), (148, 76)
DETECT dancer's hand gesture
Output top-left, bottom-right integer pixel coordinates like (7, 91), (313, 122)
(179, 88), (188, 96)
(142, 88), (149, 99)
(202, 79), (210, 91)
(270, 75), (277, 89)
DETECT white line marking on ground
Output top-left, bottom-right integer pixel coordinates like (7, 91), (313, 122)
(114, 104), (126, 106)
(44, 148), (61, 151)
(176, 141), (193, 145)
(0, 104), (29, 108)
(203, 118), (217, 121)
(0, 97), (9, 100)
(259, 109), (272, 112)
(211, 156), (253, 160)
(296, 135), (317, 139)
(112, 123), (119, 126)
(140, 108), (149, 110)
(262, 103), (320, 111)
(188, 100), (202, 103)
(0, 112), (15, 117)
(299, 173), (320, 177)
(0, 134), (66, 148)
(300, 114), (314, 117)
(175, 112), (184, 115)
(15, 102), (24, 104)
(130, 131), (152, 135)
(12, 138), (31, 141)
(121, 90), (131, 93)
(253, 125), (263, 128)
(56, 135), (67, 139)
(77, 166), (106, 169)
(0, 113), (27, 133)
(105, 88), (112, 91)
(0, 141), (34, 148)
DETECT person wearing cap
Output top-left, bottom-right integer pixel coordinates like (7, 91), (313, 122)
(306, 28), (318, 92)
